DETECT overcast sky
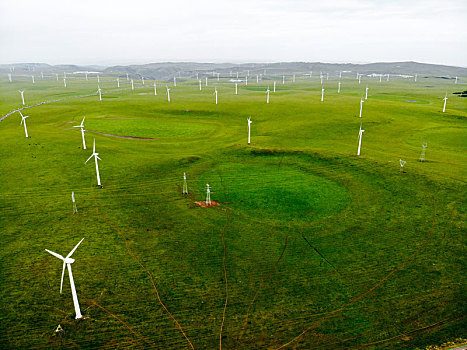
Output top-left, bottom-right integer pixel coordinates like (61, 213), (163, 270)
(0, 0), (466, 67)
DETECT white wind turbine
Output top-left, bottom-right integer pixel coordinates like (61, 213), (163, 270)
(154, 81), (157, 95)
(32, 75), (35, 84)
(174, 77), (177, 87)
(365, 85), (369, 100)
(72, 192), (78, 214)
(282, 75), (285, 84)
(266, 87), (270, 104)
(338, 81), (341, 93)
(199, 79), (202, 91)
(56, 73), (59, 81)
(126, 73), (129, 80)
(357, 124), (365, 156)
(142, 76), (145, 85)
(64, 77), (67, 88)
(97, 86), (102, 101)
(73, 117), (87, 150)
(273, 81), (276, 93)
(97, 74), (100, 83)
(205, 77), (208, 86)
(245, 76), (248, 86)
(359, 96), (364, 118)
(256, 75), (259, 83)
(45, 238), (85, 319)
(131, 79), (134, 90)
(8, 73), (12, 82)
(247, 117), (252, 144)
(358, 74), (362, 84)
(19, 90), (25, 105)
(217, 72), (220, 81)
(386, 73), (390, 82)
(442, 93), (448, 113)
(321, 87), (325, 102)
(19, 111), (29, 138)
(214, 87), (218, 104)
(414, 74), (417, 82)
(235, 82), (238, 95)
(85, 72), (88, 81)
(293, 74), (296, 83)
(41, 72), (44, 79)
(166, 86), (171, 102)
(117, 77), (120, 88)
(455, 76), (458, 84)
(320, 74), (323, 85)
(85, 139), (102, 187)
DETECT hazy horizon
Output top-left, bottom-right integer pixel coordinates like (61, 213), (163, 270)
(1, 0), (466, 67)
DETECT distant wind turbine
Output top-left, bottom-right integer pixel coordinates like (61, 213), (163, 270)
(214, 87), (218, 104)
(85, 139), (102, 187)
(321, 87), (325, 102)
(154, 81), (157, 95)
(365, 85), (369, 100)
(131, 79), (134, 90)
(359, 96), (364, 118)
(273, 81), (276, 92)
(357, 124), (365, 156)
(247, 117), (252, 144)
(117, 77), (120, 88)
(31, 75), (35, 84)
(19, 111), (29, 138)
(166, 86), (171, 102)
(266, 87), (270, 104)
(97, 86), (102, 101)
(73, 117), (87, 150)
(338, 81), (341, 93)
(19, 90), (25, 105)
(442, 93), (448, 113)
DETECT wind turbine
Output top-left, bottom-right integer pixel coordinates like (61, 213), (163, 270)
(85, 139), (102, 187)
(266, 87), (270, 104)
(399, 159), (406, 173)
(320, 74), (323, 85)
(256, 75), (259, 83)
(359, 96), (364, 118)
(154, 81), (157, 95)
(131, 79), (134, 90)
(235, 83), (238, 95)
(199, 79), (202, 91)
(72, 192), (78, 214)
(19, 90), (25, 105)
(196, 72), (199, 80)
(205, 77), (208, 87)
(379, 74), (382, 83)
(414, 74), (417, 82)
(273, 81), (276, 93)
(85, 72), (88, 81)
(126, 73), (129, 80)
(442, 93), (448, 113)
(183, 173), (188, 194)
(455, 76), (458, 84)
(73, 117), (87, 150)
(8, 73), (12, 82)
(97, 74), (100, 84)
(321, 87), (325, 102)
(387, 74), (390, 82)
(247, 117), (252, 145)
(205, 184), (211, 206)
(117, 77), (120, 88)
(97, 86), (102, 101)
(217, 72), (220, 81)
(365, 85), (369, 100)
(293, 74), (296, 83)
(19, 111), (29, 138)
(64, 77), (67, 88)
(339, 71), (342, 79)
(41, 72), (44, 79)
(357, 124), (365, 156)
(166, 86), (171, 102)
(45, 238), (85, 319)
(245, 76), (248, 86)
(141, 76), (144, 85)
(174, 77), (177, 87)
(32, 75), (35, 84)
(214, 87), (218, 104)
(338, 81), (341, 93)
(358, 74), (362, 84)
(326, 73), (329, 81)
(282, 75), (285, 84)
(56, 73), (59, 81)
(419, 142), (428, 162)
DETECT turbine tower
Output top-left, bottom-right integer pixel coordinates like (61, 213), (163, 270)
(247, 117), (252, 145)
(19, 90), (25, 105)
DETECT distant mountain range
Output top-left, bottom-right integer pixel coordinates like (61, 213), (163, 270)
(1, 61), (465, 81)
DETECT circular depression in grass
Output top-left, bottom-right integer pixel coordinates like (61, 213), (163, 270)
(199, 162), (349, 221)
(85, 117), (218, 139)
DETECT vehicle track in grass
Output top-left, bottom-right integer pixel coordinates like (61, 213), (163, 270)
(92, 190), (195, 350)
(272, 193), (439, 349)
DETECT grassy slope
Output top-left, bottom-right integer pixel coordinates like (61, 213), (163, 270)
(0, 74), (465, 349)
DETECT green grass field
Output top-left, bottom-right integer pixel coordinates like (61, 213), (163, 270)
(0, 73), (465, 349)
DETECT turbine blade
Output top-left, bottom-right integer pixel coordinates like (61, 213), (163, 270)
(66, 237), (85, 258)
(85, 154), (94, 164)
(19, 111), (23, 117)
(81, 116), (85, 126)
(96, 156), (102, 161)
(93, 139), (96, 153)
(45, 249), (64, 260)
(60, 262), (66, 293)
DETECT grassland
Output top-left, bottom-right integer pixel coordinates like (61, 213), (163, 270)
(0, 72), (465, 349)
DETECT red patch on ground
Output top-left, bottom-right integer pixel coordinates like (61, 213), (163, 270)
(194, 200), (221, 208)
